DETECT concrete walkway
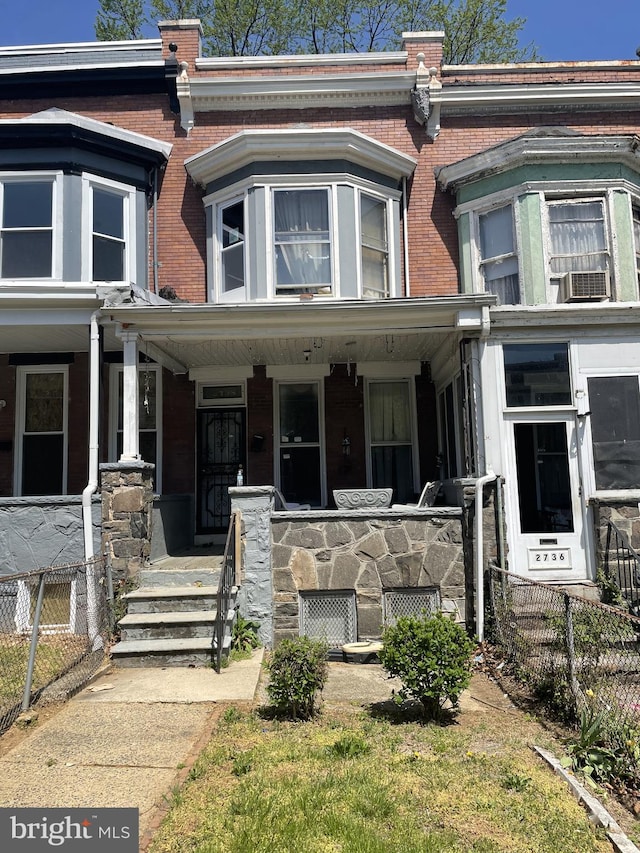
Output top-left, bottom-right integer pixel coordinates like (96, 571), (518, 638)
(0, 651), (264, 841)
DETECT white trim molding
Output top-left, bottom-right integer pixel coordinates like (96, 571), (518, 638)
(185, 128), (417, 187)
(357, 361), (421, 377)
(189, 365), (254, 381)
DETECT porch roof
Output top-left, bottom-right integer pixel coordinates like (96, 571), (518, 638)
(104, 295), (494, 374)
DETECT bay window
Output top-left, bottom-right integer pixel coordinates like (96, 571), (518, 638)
(634, 205), (640, 287)
(84, 176), (135, 284)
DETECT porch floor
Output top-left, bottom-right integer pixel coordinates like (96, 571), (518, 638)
(150, 546), (224, 570)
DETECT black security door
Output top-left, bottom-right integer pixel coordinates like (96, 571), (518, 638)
(197, 408), (246, 534)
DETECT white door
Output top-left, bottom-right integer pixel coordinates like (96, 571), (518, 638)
(505, 415), (589, 580)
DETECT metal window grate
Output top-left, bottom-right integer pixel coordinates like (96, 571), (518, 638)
(299, 592), (357, 647)
(383, 588), (441, 626)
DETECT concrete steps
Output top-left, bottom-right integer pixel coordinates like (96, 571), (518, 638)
(110, 553), (236, 668)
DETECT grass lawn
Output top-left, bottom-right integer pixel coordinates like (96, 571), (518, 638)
(149, 688), (612, 853)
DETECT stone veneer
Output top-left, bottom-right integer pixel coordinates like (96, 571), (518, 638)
(100, 461), (155, 581)
(590, 498), (640, 562)
(231, 484), (465, 648)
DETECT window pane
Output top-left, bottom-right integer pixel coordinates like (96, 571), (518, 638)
(93, 189), (124, 239)
(548, 201), (607, 275)
(3, 182), (52, 228)
(25, 373), (64, 432)
(274, 190), (331, 291)
(479, 205), (514, 260)
(371, 445), (413, 503)
(222, 201), (244, 248)
(280, 446), (321, 505)
(369, 382), (411, 443)
(279, 384), (319, 443)
(504, 343), (571, 407)
(514, 422), (573, 534)
(93, 235), (124, 281)
(589, 376), (640, 489)
(2, 231), (52, 277)
(362, 246), (388, 297)
(222, 243), (244, 293)
(22, 434), (64, 495)
(361, 195), (387, 250)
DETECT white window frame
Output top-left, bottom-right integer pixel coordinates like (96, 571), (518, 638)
(357, 187), (393, 299)
(0, 171), (62, 281)
(14, 365), (68, 496)
(269, 184), (336, 298)
(109, 363), (162, 490)
(436, 375), (464, 480)
(364, 376), (419, 496)
(216, 194), (247, 303)
(82, 174), (136, 284)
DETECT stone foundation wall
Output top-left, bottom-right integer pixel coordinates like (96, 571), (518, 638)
(0, 496), (101, 573)
(270, 509), (464, 646)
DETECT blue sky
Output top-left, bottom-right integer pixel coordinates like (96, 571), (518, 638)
(0, 0), (637, 61)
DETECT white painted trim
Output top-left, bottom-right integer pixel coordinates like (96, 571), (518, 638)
(14, 365), (68, 496)
(196, 51), (407, 70)
(357, 360), (421, 378)
(267, 364), (331, 380)
(109, 362), (162, 488)
(81, 174), (137, 285)
(190, 365), (254, 381)
(0, 38), (161, 56)
(185, 128), (417, 187)
(196, 379), (246, 408)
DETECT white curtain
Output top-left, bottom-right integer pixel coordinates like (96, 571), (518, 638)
(274, 190), (331, 290)
(548, 201), (607, 274)
(369, 382), (411, 443)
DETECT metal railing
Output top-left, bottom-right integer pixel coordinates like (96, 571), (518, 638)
(487, 564), (640, 735)
(0, 557), (109, 734)
(214, 511), (240, 673)
(603, 519), (640, 613)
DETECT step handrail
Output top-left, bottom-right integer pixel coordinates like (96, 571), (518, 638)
(215, 511), (239, 672)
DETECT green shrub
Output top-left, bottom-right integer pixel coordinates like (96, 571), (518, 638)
(379, 612), (474, 721)
(265, 636), (329, 720)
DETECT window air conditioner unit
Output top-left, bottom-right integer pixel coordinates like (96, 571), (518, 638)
(561, 270), (610, 302)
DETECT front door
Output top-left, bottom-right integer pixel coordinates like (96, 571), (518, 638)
(506, 416), (589, 580)
(197, 408), (246, 534)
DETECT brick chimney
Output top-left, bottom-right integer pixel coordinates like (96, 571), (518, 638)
(402, 31), (444, 72)
(158, 19), (203, 70)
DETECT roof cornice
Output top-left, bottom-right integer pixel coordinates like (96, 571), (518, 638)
(436, 133), (640, 191)
(196, 51), (407, 71)
(434, 81), (640, 115)
(184, 128), (417, 186)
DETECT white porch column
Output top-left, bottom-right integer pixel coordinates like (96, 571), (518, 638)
(120, 330), (140, 461)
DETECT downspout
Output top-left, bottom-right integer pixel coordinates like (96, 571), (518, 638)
(474, 469), (497, 644)
(152, 167), (159, 295)
(82, 309), (103, 650)
(402, 176), (410, 296)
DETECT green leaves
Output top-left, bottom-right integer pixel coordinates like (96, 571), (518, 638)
(95, 0), (539, 64)
(379, 611), (474, 720)
(265, 636), (329, 720)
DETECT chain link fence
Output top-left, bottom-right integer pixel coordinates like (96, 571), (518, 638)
(487, 565), (640, 769)
(0, 557), (110, 734)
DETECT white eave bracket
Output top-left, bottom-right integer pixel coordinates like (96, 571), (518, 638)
(411, 54), (442, 141)
(177, 62), (195, 136)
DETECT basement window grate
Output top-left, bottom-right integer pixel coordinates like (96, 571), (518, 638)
(383, 588), (441, 626)
(299, 591), (357, 647)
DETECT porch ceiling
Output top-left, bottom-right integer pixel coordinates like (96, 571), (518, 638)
(105, 296), (494, 373)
